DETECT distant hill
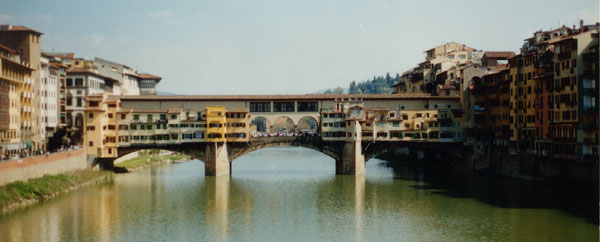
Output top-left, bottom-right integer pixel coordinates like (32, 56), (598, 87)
(319, 72), (400, 94)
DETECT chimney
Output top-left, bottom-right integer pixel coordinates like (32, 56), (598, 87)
(580, 20), (584, 32)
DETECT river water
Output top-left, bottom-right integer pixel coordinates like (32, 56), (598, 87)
(0, 147), (597, 242)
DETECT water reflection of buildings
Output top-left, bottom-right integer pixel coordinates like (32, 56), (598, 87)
(205, 176), (230, 241)
(354, 174), (365, 240)
(0, 184), (118, 242)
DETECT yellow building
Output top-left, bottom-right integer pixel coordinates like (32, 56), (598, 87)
(0, 44), (33, 157)
(509, 53), (537, 153)
(225, 108), (250, 142)
(206, 106), (227, 142)
(0, 25), (44, 154)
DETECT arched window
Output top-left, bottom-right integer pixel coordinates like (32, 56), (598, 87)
(66, 113), (73, 127)
(75, 114), (83, 127)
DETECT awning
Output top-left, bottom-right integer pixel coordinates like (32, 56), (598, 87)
(4, 143), (24, 151)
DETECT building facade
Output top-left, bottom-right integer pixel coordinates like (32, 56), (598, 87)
(0, 25), (44, 155)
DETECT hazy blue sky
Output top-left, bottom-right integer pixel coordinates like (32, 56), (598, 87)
(3, 0), (598, 94)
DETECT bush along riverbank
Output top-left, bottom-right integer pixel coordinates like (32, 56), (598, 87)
(0, 170), (113, 214)
(114, 150), (191, 173)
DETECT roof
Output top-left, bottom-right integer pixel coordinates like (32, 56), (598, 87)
(117, 108), (133, 113)
(116, 93), (459, 102)
(44, 52), (75, 59)
(0, 25), (43, 35)
(83, 107), (105, 112)
(67, 67), (116, 81)
(483, 51), (515, 59)
(48, 62), (69, 69)
(94, 57), (131, 69)
(138, 73), (162, 81)
(167, 107), (182, 114)
(0, 55), (34, 71)
(0, 44), (20, 54)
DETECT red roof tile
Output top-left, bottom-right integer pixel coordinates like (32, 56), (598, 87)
(116, 93), (459, 102)
(0, 44), (19, 54)
(0, 25), (43, 35)
(483, 51), (515, 59)
(138, 73), (162, 81)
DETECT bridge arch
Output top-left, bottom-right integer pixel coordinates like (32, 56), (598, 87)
(102, 137), (344, 170)
(297, 116), (318, 134)
(362, 141), (465, 162)
(227, 137), (342, 162)
(251, 116), (271, 134)
(272, 116), (295, 134)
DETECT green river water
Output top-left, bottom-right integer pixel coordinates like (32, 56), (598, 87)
(0, 147), (597, 241)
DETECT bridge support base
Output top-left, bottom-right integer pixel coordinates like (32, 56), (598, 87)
(205, 142), (231, 176)
(336, 141), (365, 175)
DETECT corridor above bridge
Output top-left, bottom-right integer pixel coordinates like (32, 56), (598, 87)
(83, 93), (465, 175)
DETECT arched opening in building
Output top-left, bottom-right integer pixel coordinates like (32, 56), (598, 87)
(297, 116), (318, 135)
(272, 116), (295, 135)
(251, 116), (270, 135)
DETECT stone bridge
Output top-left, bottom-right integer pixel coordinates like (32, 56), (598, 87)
(98, 136), (465, 176)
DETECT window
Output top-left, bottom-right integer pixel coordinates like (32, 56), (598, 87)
(76, 97), (82, 107)
(89, 141), (93, 147)
(121, 114), (126, 119)
(75, 78), (83, 87)
(133, 114), (139, 120)
(147, 114), (153, 122)
(86, 126), (95, 130)
(108, 113), (113, 119)
(297, 102), (318, 112)
(130, 124), (137, 130)
(88, 113), (93, 118)
(250, 102), (271, 112)
(273, 102), (294, 112)
(66, 78), (73, 86)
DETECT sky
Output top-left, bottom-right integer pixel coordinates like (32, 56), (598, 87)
(3, 0), (599, 95)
